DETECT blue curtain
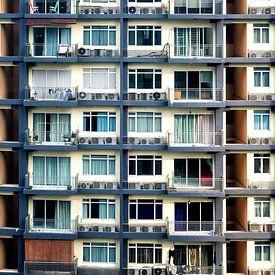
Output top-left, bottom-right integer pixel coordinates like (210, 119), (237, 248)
(49, 114), (58, 142)
(91, 245), (108, 262)
(59, 157), (71, 186)
(99, 200), (107, 218)
(92, 27), (108, 46)
(91, 156), (107, 175)
(46, 28), (58, 56)
(109, 247), (116, 262)
(33, 114), (45, 142)
(109, 159), (115, 175)
(109, 116), (116, 131)
(97, 113), (108, 131)
(59, 114), (71, 142)
(137, 113), (153, 132)
(83, 246), (90, 262)
(254, 114), (261, 130)
(108, 203), (115, 219)
(46, 157), (57, 185)
(83, 157), (90, 174)
(60, 28), (71, 45)
(33, 157), (45, 185)
(59, 201), (71, 229)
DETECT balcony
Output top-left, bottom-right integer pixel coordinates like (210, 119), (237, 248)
(169, 88), (223, 102)
(25, 173), (78, 191)
(248, 50), (275, 58)
(167, 221), (223, 236)
(169, 177), (223, 191)
(171, 0), (216, 14)
(27, 86), (77, 101)
(248, 93), (275, 101)
(123, 181), (167, 190)
(168, 132), (223, 146)
(25, 216), (77, 233)
(77, 180), (119, 190)
(28, 0), (72, 14)
(248, 222), (275, 233)
(125, 45), (169, 58)
(24, 260), (77, 275)
(26, 43), (77, 57)
(124, 91), (167, 101)
(124, 136), (168, 146)
(125, 6), (168, 14)
(77, 90), (119, 101)
(248, 269), (275, 275)
(78, 222), (119, 233)
(123, 223), (167, 233)
(76, 47), (119, 58)
(172, 44), (222, 58)
(78, 135), (118, 145)
(25, 129), (78, 146)
(247, 136), (275, 145)
(248, 180), (275, 190)
(248, 6), (275, 15)
(77, 5), (119, 14)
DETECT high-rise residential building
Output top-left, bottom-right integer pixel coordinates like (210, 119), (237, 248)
(0, 0), (274, 274)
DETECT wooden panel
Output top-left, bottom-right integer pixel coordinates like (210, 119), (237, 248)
(25, 240), (74, 262)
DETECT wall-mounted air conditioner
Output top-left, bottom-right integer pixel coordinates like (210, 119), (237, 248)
(261, 138), (271, 145)
(264, 7), (271, 14)
(248, 137), (260, 145)
(249, 51), (257, 58)
(139, 138), (150, 145)
(79, 137), (89, 144)
(105, 137), (117, 145)
(262, 51), (272, 58)
(128, 137), (139, 144)
(249, 223), (263, 232)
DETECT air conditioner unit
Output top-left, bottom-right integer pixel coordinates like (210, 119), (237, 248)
(78, 91), (91, 100)
(140, 93), (149, 101)
(128, 93), (137, 100)
(265, 94), (272, 100)
(141, 183), (152, 190)
(263, 270), (275, 275)
(105, 137), (117, 145)
(94, 93), (106, 100)
(249, 137), (260, 144)
(141, 226), (150, 232)
(154, 137), (161, 144)
(152, 267), (166, 275)
(152, 91), (162, 100)
(249, 223), (263, 232)
(128, 6), (137, 14)
(264, 7), (271, 14)
(107, 93), (118, 100)
(79, 182), (89, 189)
(249, 94), (258, 101)
(261, 138), (271, 145)
(249, 7), (257, 14)
(140, 138), (150, 145)
(153, 226), (163, 233)
(249, 52), (257, 58)
(128, 182), (137, 189)
(139, 268), (153, 275)
(141, 8), (149, 14)
(263, 51), (272, 58)
(154, 182), (164, 190)
(128, 269), (139, 275)
(128, 137), (138, 144)
(249, 182), (260, 189)
(79, 137), (88, 144)
(78, 47), (92, 57)
(106, 182), (115, 189)
(93, 182), (101, 189)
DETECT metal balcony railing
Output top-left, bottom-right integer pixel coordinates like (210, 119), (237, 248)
(25, 129), (78, 145)
(25, 172), (78, 190)
(28, 86), (77, 101)
(169, 177), (223, 191)
(248, 180), (275, 189)
(173, 44), (223, 58)
(248, 50), (275, 58)
(248, 6), (275, 15)
(167, 221), (223, 235)
(169, 88), (223, 101)
(28, 0), (72, 14)
(167, 266), (223, 275)
(78, 222), (119, 233)
(248, 137), (275, 145)
(24, 259), (77, 275)
(124, 91), (167, 101)
(123, 181), (167, 190)
(124, 136), (168, 145)
(77, 180), (119, 190)
(249, 222), (275, 232)
(26, 43), (77, 57)
(125, 6), (168, 14)
(78, 136), (118, 145)
(76, 47), (119, 57)
(77, 5), (119, 14)
(172, 0), (215, 14)
(248, 93), (275, 101)
(125, 46), (169, 58)
(77, 90), (119, 100)
(25, 216), (78, 233)
(169, 132), (223, 146)
(123, 223), (167, 233)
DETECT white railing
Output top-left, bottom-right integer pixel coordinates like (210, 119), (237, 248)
(248, 93), (275, 101)
(124, 136), (168, 145)
(167, 221), (223, 235)
(172, 0), (215, 14)
(77, 90), (119, 100)
(248, 6), (275, 15)
(169, 177), (223, 190)
(78, 222), (119, 232)
(169, 88), (223, 101)
(249, 222), (275, 232)
(124, 181), (167, 190)
(169, 132), (223, 146)
(248, 50), (275, 58)
(77, 180), (119, 190)
(123, 223), (167, 233)
(77, 5), (119, 14)
(248, 180), (275, 189)
(28, 86), (77, 101)
(25, 173), (78, 190)
(125, 6), (168, 14)
(78, 136), (118, 145)
(124, 91), (167, 101)
(173, 44), (222, 58)
(29, 0), (72, 14)
(248, 137), (275, 145)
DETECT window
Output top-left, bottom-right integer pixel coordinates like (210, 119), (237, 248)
(254, 110), (270, 130)
(33, 113), (71, 143)
(83, 112), (116, 132)
(129, 0), (160, 3)
(254, 68), (270, 87)
(174, 71), (213, 100)
(83, 26), (116, 46)
(83, 199), (115, 219)
(174, 0), (213, 14)
(83, 68), (116, 90)
(174, 114), (214, 144)
(83, 0), (115, 3)
(129, 155), (162, 175)
(255, 242), (271, 261)
(174, 27), (213, 57)
(83, 155), (116, 175)
(174, 158), (213, 187)
(33, 156), (71, 186)
(253, 24), (269, 44)
(129, 199), (162, 219)
(129, 69), (162, 89)
(254, 154), (270, 174)
(129, 112), (161, 132)
(254, 197), (270, 218)
(33, 200), (71, 229)
(83, 242), (116, 263)
(129, 244), (162, 264)
(129, 26), (161, 46)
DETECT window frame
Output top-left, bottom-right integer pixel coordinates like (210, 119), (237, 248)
(253, 154), (270, 174)
(255, 242), (271, 261)
(129, 155), (162, 176)
(253, 24), (270, 44)
(83, 25), (116, 46)
(254, 67), (270, 88)
(254, 197), (270, 218)
(253, 110), (270, 131)
(83, 111), (116, 132)
(128, 112), (162, 132)
(128, 26), (162, 46)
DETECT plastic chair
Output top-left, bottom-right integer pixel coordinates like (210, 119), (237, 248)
(29, 0), (39, 13)
(49, 1), (59, 13)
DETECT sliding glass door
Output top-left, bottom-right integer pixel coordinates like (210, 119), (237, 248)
(33, 27), (71, 56)
(33, 156), (71, 186)
(174, 27), (213, 57)
(174, 114), (214, 144)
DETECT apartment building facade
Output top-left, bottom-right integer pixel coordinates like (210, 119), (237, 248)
(0, 0), (274, 274)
